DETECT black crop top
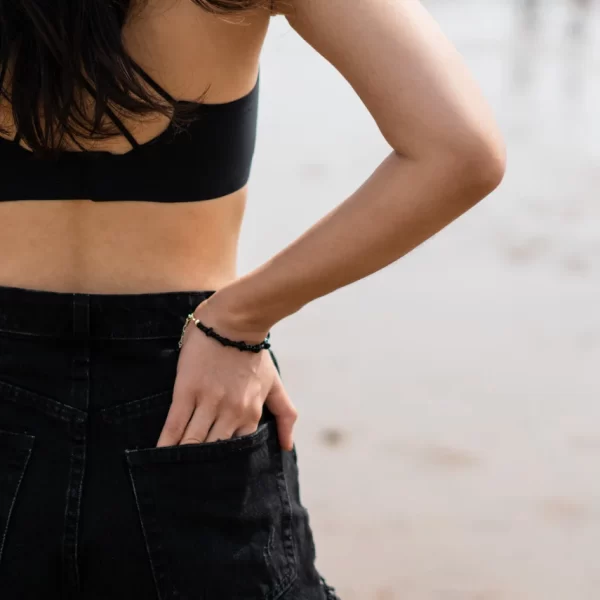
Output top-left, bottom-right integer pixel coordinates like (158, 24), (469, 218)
(0, 64), (259, 203)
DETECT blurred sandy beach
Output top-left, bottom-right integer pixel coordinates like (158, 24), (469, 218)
(244, 1), (600, 598)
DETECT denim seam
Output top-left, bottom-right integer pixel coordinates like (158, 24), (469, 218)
(0, 328), (55, 339)
(128, 463), (180, 598)
(263, 526), (275, 571)
(62, 446), (76, 590)
(0, 429), (36, 447)
(127, 466), (166, 600)
(73, 438), (86, 591)
(0, 327), (183, 342)
(0, 379), (86, 421)
(0, 437), (34, 566)
(99, 389), (173, 423)
(269, 441), (298, 600)
(62, 421), (86, 596)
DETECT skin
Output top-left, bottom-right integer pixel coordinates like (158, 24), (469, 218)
(0, 0), (506, 451)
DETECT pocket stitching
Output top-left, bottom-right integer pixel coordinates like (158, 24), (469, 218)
(125, 421), (272, 466)
(126, 421), (297, 600)
(0, 429), (35, 448)
(0, 432), (34, 566)
(265, 449), (297, 600)
(126, 464), (171, 600)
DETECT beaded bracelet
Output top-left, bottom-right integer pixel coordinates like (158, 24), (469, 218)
(178, 312), (271, 353)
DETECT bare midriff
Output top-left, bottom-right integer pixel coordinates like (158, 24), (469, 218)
(0, 193), (247, 293)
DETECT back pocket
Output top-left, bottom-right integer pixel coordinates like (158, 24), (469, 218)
(0, 429), (34, 566)
(125, 419), (297, 600)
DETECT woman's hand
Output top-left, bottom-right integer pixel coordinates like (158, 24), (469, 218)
(156, 295), (297, 451)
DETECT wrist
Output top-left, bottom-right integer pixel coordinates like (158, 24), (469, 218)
(195, 287), (274, 344)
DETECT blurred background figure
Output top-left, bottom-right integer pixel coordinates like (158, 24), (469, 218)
(570, 0), (594, 36)
(522, 0), (593, 34)
(523, 0), (541, 29)
(244, 1), (600, 598)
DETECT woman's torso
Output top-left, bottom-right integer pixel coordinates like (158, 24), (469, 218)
(0, 1), (270, 294)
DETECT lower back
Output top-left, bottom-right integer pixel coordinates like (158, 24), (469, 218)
(0, 189), (247, 293)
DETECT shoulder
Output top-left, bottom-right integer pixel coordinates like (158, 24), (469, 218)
(125, 0), (270, 101)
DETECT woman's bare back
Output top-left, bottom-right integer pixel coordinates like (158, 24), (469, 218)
(0, 1), (270, 294)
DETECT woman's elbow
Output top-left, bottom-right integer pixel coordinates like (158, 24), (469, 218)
(447, 133), (507, 199)
(403, 124), (507, 201)
(470, 137), (506, 193)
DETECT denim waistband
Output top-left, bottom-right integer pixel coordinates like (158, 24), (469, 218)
(0, 284), (216, 340)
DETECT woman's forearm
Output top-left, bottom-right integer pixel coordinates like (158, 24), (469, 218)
(198, 0), (509, 337)
(212, 146), (504, 334)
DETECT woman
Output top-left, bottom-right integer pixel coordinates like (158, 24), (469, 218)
(0, 0), (505, 598)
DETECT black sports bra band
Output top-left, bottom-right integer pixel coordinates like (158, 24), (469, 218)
(0, 62), (259, 203)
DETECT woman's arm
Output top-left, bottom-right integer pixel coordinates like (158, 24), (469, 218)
(207, 0), (506, 335)
(160, 0), (506, 451)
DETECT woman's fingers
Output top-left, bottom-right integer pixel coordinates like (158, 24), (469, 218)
(204, 417), (238, 444)
(265, 375), (298, 451)
(165, 340), (293, 448)
(234, 422), (261, 438)
(156, 380), (196, 447)
(180, 406), (216, 445)
(156, 400), (194, 448)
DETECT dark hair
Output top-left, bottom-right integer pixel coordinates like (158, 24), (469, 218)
(0, 0), (274, 155)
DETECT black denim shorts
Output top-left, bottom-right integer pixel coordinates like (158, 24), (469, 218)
(0, 285), (339, 600)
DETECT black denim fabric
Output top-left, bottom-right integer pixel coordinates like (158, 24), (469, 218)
(0, 285), (339, 600)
